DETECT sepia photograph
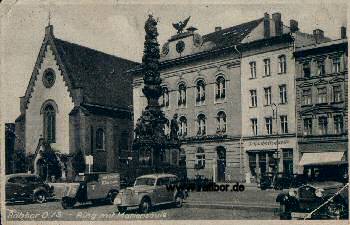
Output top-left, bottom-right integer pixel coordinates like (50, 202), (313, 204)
(0, 0), (348, 224)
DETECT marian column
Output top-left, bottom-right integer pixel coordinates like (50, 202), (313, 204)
(133, 15), (169, 171)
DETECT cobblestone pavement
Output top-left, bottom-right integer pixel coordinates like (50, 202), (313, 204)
(5, 199), (279, 221)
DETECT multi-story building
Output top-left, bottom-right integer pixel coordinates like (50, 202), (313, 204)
(240, 13), (330, 184)
(295, 30), (348, 170)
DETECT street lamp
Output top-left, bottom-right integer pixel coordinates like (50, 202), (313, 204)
(270, 103), (280, 176)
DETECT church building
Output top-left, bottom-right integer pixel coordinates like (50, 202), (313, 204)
(14, 24), (138, 179)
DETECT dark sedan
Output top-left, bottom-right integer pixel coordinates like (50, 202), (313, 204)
(5, 173), (54, 204)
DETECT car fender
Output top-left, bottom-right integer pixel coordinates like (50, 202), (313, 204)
(138, 193), (152, 204)
(173, 190), (185, 200)
(106, 189), (119, 198)
(276, 193), (289, 203)
(33, 187), (48, 196)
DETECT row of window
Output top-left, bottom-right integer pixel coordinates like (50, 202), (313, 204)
(167, 111), (227, 137)
(302, 56), (342, 78)
(303, 115), (344, 135)
(249, 85), (287, 107)
(250, 115), (288, 136)
(249, 55), (287, 79)
(161, 76), (226, 108)
(301, 85), (343, 105)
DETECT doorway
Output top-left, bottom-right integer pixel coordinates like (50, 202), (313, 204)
(217, 146), (226, 182)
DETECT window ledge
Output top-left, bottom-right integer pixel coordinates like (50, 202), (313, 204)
(249, 77), (257, 80)
(263, 104), (272, 107)
(195, 103), (206, 107)
(277, 72), (286, 75)
(301, 104), (313, 107)
(315, 103), (328, 106)
(330, 101), (344, 104)
(278, 102), (288, 105)
(249, 106), (257, 109)
(214, 100), (226, 105)
(262, 75), (271, 78)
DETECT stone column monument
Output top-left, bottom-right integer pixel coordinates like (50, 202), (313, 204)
(133, 15), (181, 174)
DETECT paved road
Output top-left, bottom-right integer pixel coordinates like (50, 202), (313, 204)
(5, 200), (279, 221)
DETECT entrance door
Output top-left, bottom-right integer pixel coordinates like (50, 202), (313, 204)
(217, 147), (226, 182)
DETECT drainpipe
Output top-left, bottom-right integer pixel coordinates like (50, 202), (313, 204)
(234, 44), (244, 182)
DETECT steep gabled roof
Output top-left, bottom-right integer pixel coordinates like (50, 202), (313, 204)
(53, 38), (139, 107)
(22, 25), (139, 111)
(202, 18), (263, 49)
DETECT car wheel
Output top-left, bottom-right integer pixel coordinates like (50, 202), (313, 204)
(118, 206), (127, 213)
(174, 194), (184, 208)
(279, 204), (291, 220)
(61, 197), (76, 209)
(138, 198), (151, 214)
(34, 191), (47, 204)
(106, 192), (118, 205)
(326, 201), (348, 219)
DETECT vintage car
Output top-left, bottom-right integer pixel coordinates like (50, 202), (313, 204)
(260, 172), (307, 190)
(5, 173), (54, 204)
(114, 173), (186, 213)
(276, 162), (348, 220)
(61, 172), (120, 209)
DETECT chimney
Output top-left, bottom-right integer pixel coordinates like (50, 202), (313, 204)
(272, 12), (283, 36)
(264, 13), (270, 38)
(45, 25), (54, 36)
(215, 26), (222, 32)
(341, 26), (347, 39)
(290, 19), (299, 33)
(313, 29), (324, 43)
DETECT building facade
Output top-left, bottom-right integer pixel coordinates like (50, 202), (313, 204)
(14, 25), (138, 178)
(240, 13), (329, 183)
(295, 35), (348, 170)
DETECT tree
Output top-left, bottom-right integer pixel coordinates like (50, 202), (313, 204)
(12, 149), (27, 173)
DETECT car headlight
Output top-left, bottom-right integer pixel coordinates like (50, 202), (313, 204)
(288, 188), (297, 197)
(315, 188), (324, 197)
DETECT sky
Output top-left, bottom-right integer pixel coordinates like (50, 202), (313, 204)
(0, 0), (347, 123)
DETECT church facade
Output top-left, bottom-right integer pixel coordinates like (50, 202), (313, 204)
(14, 25), (138, 178)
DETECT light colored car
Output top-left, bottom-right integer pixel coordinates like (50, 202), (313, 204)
(114, 173), (185, 213)
(61, 172), (120, 209)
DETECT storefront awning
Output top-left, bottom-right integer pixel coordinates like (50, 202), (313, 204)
(299, 152), (346, 166)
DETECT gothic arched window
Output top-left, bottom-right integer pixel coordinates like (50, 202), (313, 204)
(43, 104), (56, 143)
(215, 76), (226, 100)
(217, 111), (227, 134)
(196, 79), (205, 104)
(96, 128), (105, 151)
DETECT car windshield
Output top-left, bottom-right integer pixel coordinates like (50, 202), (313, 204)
(134, 178), (155, 186)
